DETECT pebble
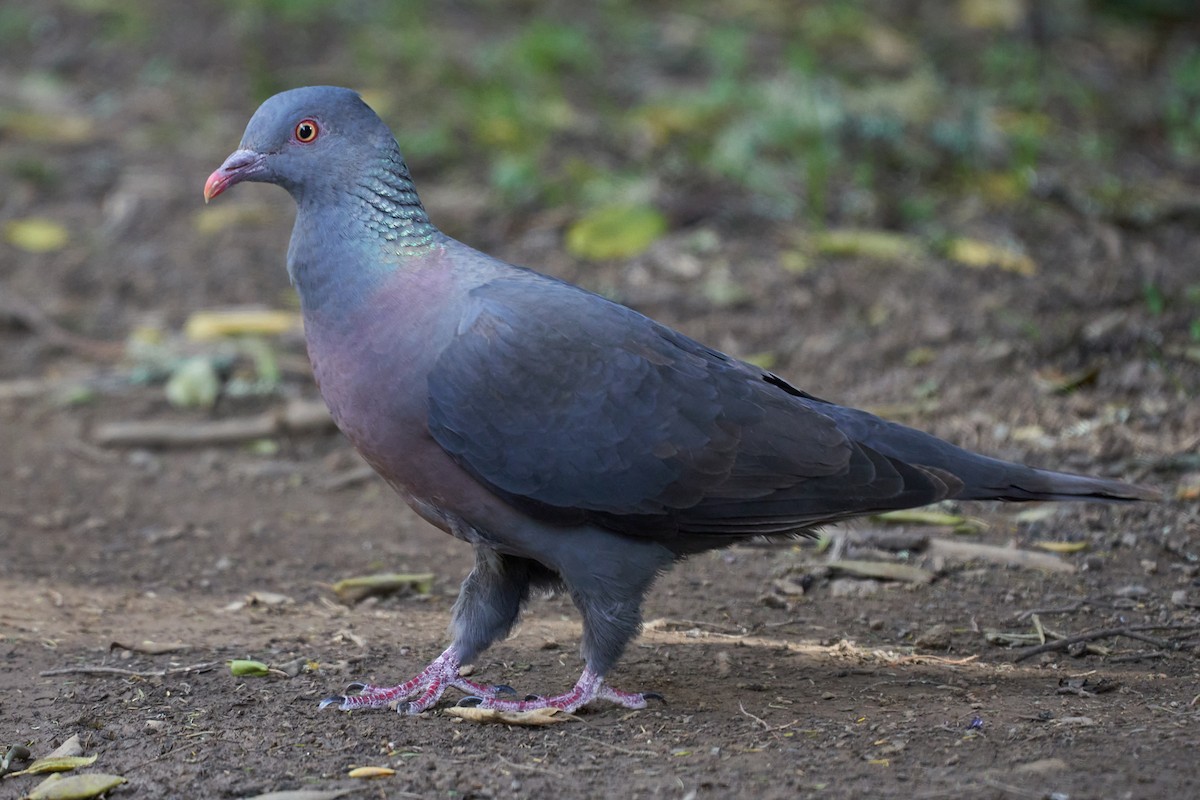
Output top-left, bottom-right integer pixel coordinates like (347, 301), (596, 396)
(828, 578), (881, 598)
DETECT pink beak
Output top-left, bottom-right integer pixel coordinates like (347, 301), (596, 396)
(203, 149), (264, 203)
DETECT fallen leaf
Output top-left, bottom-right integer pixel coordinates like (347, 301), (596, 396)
(347, 766), (396, 778)
(185, 309), (301, 340)
(945, 237), (1036, 275)
(24, 773), (126, 800)
(566, 204), (667, 261)
(228, 659), (271, 677)
(1033, 541), (1088, 554)
(4, 218), (69, 254)
(813, 229), (924, 263)
(7, 756), (96, 777)
(443, 706), (579, 726)
(331, 573), (435, 604)
(1014, 505), (1060, 524)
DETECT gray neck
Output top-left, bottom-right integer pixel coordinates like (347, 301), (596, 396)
(286, 145), (441, 315)
(348, 148), (439, 252)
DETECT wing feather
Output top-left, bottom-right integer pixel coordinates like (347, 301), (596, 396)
(427, 275), (949, 539)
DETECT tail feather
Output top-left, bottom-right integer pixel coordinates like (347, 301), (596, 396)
(819, 404), (1160, 504)
(946, 458), (1160, 503)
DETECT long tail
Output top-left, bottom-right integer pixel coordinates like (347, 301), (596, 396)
(940, 456), (1159, 502)
(819, 404), (1160, 503)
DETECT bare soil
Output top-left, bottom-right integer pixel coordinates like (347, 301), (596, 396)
(2, 3), (1199, 799)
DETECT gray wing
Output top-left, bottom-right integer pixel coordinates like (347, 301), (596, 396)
(427, 276), (953, 539)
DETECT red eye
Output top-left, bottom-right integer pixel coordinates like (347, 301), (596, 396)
(294, 119), (319, 143)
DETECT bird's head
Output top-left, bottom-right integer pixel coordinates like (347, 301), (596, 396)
(204, 86), (395, 204)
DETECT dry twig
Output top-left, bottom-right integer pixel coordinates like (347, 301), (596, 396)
(92, 399), (333, 447)
(0, 292), (124, 361)
(40, 660), (221, 678)
(1013, 624), (1200, 662)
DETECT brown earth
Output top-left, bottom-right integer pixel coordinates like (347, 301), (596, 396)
(2, 3), (1200, 799)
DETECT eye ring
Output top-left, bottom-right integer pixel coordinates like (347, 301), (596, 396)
(294, 119), (319, 143)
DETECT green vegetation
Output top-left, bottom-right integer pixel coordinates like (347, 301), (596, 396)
(6, 1), (1189, 228)
(9, 0), (1200, 273)
(137, 0), (1190, 236)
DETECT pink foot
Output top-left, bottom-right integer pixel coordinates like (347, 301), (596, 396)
(319, 648), (516, 714)
(457, 668), (664, 714)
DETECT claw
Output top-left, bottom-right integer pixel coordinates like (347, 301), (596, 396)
(493, 684), (517, 696)
(318, 696), (347, 710)
(344, 681), (369, 693)
(457, 695), (485, 707)
(523, 694), (543, 702)
(642, 691), (666, 705)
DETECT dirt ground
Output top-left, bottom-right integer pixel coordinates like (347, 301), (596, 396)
(3, 3), (1200, 799)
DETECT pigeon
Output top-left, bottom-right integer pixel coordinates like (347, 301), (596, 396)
(205, 86), (1157, 714)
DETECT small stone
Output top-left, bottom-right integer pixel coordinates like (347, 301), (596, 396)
(773, 577), (808, 596)
(1141, 560), (1158, 575)
(914, 624), (952, 650)
(828, 578), (881, 598)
